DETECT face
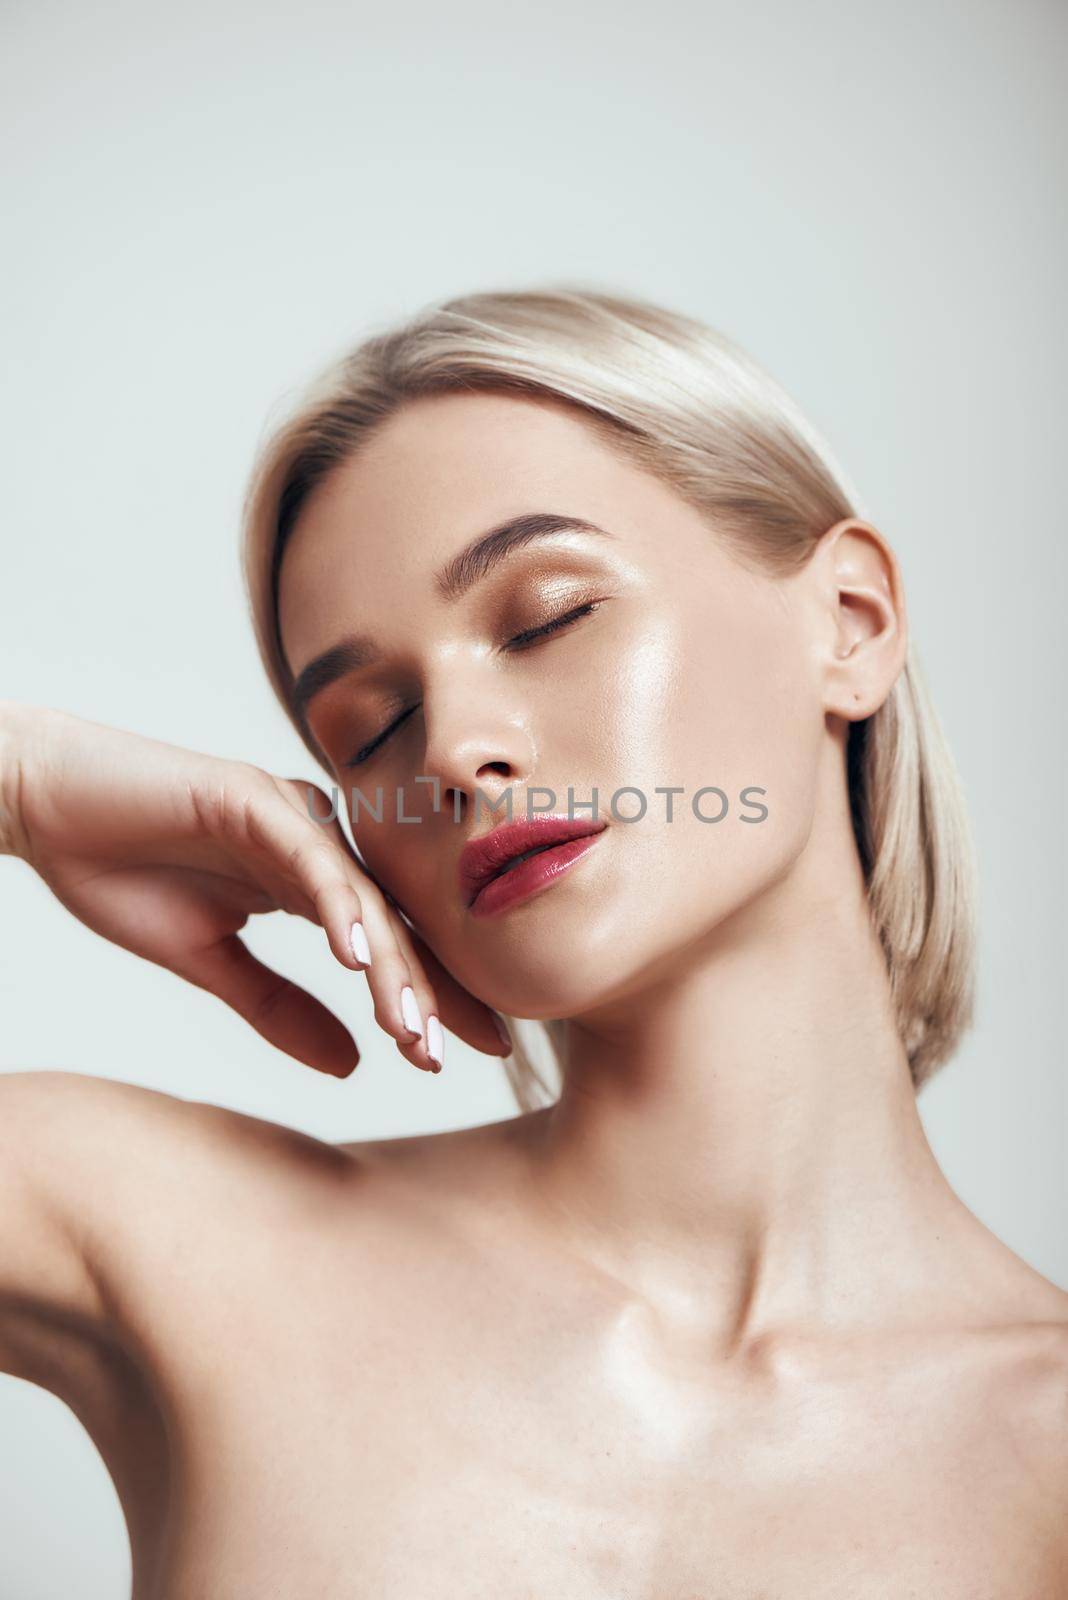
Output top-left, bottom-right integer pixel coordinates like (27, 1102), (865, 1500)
(277, 391), (827, 1021)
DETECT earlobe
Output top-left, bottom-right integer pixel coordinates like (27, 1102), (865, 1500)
(819, 519), (908, 721)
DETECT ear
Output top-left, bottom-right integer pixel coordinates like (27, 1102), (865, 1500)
(813, 519), (908, 721)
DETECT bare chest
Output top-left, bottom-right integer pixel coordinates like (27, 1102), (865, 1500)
(135, 1273), (1065, 1600)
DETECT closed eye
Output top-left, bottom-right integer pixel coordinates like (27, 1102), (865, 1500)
(343, 601), (603, 767)
(343, 704), (417, 768)
(504, 599), (601, 651)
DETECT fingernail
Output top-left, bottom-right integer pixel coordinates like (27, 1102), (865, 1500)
(399, 985), (423, 1038)
(349, 921), (371, 966)
(426, 1014), (445, 1069)
(492, 1013), (512, 1053)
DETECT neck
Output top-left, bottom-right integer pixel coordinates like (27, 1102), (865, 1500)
(524, 802), (980, 1355)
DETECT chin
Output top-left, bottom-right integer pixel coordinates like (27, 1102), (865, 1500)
(476, 863), (799, 1018)
(435, 890), (621, 1020)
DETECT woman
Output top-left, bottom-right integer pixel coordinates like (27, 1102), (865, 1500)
(1, 286), (1065, 1598)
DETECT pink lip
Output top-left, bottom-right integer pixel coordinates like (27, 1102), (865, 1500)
(460, 815), (607, 918)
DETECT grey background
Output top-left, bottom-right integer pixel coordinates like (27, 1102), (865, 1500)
(1, 0), (1064, 1593)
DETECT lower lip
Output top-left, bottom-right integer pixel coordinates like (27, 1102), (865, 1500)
(468, 831), (605, 919)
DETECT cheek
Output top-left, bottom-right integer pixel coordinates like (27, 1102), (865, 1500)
(594, 596), (820, 810)
(585, 595), (824, 952)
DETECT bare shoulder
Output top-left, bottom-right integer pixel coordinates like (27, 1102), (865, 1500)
(963, 1247), (1068, 1527)
(15, 1069), (535, 1297)
(978, 1231), (1068, 1391)
(84, 1088), (542, 1359)
(1003, 1287), (1068, 1456)
(0, 1070), (364, 1364)
(999, 1309), (1068, 1551)
(0, 1068), (209, 1315)
(2, 1066), (358, 1230)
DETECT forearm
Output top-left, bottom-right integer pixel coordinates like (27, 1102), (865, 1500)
(0, 701), (30, 860)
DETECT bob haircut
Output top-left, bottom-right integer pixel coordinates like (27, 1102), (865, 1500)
(241, 284), (977, 1110)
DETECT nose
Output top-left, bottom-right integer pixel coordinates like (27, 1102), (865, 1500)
(421, 686), (534, 814)
(419, 666), (536, 819)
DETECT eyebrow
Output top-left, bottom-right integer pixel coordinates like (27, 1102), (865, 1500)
(289, 511), (613, 720)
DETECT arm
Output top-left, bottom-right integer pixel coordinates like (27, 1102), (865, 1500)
(0, 696), (505, 1390)
(0, 1066), (373, 1395)
(0, 1069), (177, 1384)
(0, 1071), (105, 1381)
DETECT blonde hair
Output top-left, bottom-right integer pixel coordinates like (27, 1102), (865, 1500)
(241, 283), (977, 1105)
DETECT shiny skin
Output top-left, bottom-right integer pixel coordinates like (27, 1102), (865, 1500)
(1, 390), (1065, 1597)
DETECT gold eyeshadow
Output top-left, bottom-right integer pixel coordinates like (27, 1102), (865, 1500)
(495, 568), (607, 633)
(309, 560), (614, 762)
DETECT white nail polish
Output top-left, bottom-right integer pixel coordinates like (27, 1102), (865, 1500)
(400, 985), (423, 1037)
(350, 921), (371, 966)
(426, 1014), (444, 1068)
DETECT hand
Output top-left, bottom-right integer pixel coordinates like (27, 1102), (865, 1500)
(0, 702), (512, 1078)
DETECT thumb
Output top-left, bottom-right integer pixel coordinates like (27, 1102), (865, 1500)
(178, 933), (360, 1079)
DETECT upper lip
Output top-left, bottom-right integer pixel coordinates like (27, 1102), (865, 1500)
(459, 814), (608, 908)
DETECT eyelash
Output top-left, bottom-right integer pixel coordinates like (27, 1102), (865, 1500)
(503, 598), (600, 651)
(343, 601), (602, 767)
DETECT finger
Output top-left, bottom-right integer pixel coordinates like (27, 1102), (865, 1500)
(369, 899), (443, 1070)
(251, 779), (447, 1074)
(282, 799), (447, 1073)
(324, 839), (505, 1069)
(234, 776), (374, 977)
(389, 915), (510, 1063)
(351, 890), (444, 1073)
(178, 932), (360, 1079)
